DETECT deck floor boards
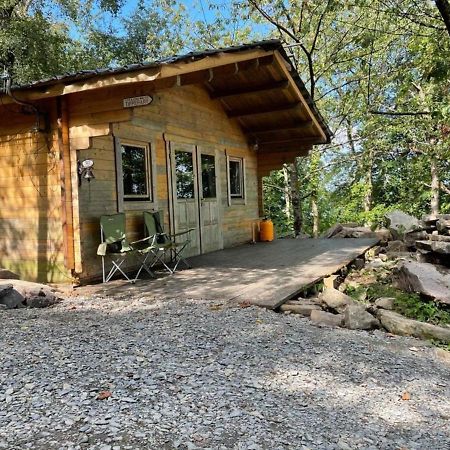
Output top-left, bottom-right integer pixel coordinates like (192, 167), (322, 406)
(83, 238), (378, 309)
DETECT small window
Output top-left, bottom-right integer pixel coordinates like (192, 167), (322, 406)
(121, 144), (151, 201)
(201, 154), (216, 198)
(175, 150), (195, 199)
(228, 157), (244, 198)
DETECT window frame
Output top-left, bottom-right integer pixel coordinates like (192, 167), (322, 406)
(120, 142), (152, 202)
(228, 156), (245, 199)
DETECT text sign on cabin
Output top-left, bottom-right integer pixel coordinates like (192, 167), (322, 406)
(123, 95), (153, 108)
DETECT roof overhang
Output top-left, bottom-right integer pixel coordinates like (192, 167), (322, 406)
(0, 40), (332, 149)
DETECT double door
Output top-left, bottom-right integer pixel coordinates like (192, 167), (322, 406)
(169, 143), (222, 256)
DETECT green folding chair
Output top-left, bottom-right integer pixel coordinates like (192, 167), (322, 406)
(143, 211), (194, 274)
(97, 213), (135, 283)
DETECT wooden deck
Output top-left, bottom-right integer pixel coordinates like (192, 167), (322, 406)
(81, 238), (378, 309)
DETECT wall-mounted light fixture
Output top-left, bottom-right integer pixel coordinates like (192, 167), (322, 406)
(78, 159), (95, 185)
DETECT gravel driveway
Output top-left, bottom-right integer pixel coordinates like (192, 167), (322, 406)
(1, 294), (449, 450)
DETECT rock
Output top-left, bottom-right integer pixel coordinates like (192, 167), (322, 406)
(344, 303), (380, 330)
(385, 251), (413, 261)
(435, 348), (450, 365)
(429, 234), (450, 242)
(398, 261), (450, 305)
(322, 224), (343, 239)
(332, 227), (377, 239)
(376, 309), (450, 342)
(0, 280), (61, 308)
(323, 275), (340, 290)
(279, 303), (321, 317)
(387, 240), (409, 252)
(0, 288), (25, 309)
(0, 283), (14, 298)
(352, 257), (365, 270)
(375, 297), (395, 310)
(403, 230), (429, 247)
(415, 240), (450, 255)
(436, 219), (450, 234)
(0, 269), (20, 280)
(386, 210), (421, 239)
(374, 228), (392, 242)
(310, 310), (344, 327)
(320, 288), (355, 314)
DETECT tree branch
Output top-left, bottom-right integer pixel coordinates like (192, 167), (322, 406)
(435, 0), (450, 37)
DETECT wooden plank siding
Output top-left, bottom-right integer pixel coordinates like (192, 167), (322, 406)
(0, 103), (71, 282)
(67, 83), (259, 281)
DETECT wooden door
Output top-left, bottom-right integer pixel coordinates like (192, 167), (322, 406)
(169, 143), (222, 256)
(170, 143), (200, 257)
(197, 147), (222, 253)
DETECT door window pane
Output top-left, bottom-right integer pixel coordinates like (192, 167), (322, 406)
(201, 154), (216, 198)
(122, 144), (150, 200)
(176, 151), (195, 198)
(229, 158), (243, 198)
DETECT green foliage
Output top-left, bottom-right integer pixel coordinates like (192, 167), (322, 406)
(346, 281), (450, 327)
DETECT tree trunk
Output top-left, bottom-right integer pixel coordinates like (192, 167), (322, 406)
(289, 161), (303, 236)
(435, 0), (450, 38)
(282, 164), (291, 223)
(311, 192), (319, 238)
(363, 148), (373, 226)
(431, 155), (440, 215)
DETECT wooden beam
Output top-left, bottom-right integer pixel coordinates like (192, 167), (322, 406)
(258, 136), (320, 146)
(273, 51), (327, 143)
(245, 121), (312, 137)
(211, 80), (289, 100)
(227, 102), (301, 119)
(258, 141), (316, 153)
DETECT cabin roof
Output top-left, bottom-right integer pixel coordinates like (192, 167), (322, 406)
(6, 39), (332, 147)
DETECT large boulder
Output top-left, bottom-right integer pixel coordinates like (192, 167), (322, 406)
(279, 302), (321, 316)
(0, 268), (20, 280)
(437, 219), (450, 235)
(0, 280), (61, 308)
(320, 288), (355, 314)
(0, 284), (25, 309)
(403, 230), (429, 247)
(344, 303), (380, 330)
(415, 240), (450, 255)
(376, 309), (450, 342)
(310, 310), (344, 327)
(332, 227), (377, 239)
(321, 224), (343, 238)
(397, 261), (450, 305)
(385, 210), (421, 239)
(386, 240), (408, 253)
(375, 297), (395, 310)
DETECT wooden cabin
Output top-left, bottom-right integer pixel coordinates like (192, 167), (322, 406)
(0, 40), (331, 283)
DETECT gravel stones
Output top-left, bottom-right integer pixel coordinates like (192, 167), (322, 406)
(0, 295), (449, 449)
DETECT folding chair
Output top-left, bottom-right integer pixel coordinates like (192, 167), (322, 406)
(97, 213), (135, 283)
(143, 211), (194, 273)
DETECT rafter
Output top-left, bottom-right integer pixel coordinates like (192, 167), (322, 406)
(227, 102), (300, 119)
(211, 80), (289, 100)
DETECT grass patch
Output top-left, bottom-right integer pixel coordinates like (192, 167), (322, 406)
(345, 282), (450, 327)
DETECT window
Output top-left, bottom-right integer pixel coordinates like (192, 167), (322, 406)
(121, 144), (151, 201)
(201, 154), (216, 198)
(175, 150), (195, 199)
(228, 157), (244, 198)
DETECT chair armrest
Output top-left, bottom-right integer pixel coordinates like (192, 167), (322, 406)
(97, 242), (107, 256)
(169, 228), (195, 238)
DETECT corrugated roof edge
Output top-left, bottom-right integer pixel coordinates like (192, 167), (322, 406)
(10, 39), (332, 142)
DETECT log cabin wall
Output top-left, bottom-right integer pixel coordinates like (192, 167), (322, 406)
(69, 82), (258, 281)
(0, 100), (70, 282)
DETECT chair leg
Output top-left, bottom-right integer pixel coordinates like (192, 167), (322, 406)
(150, 249), (173, 274)
(171, 242), (191, 272)
(134, 252), (156, 282)
(104, 258), (134, 283)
